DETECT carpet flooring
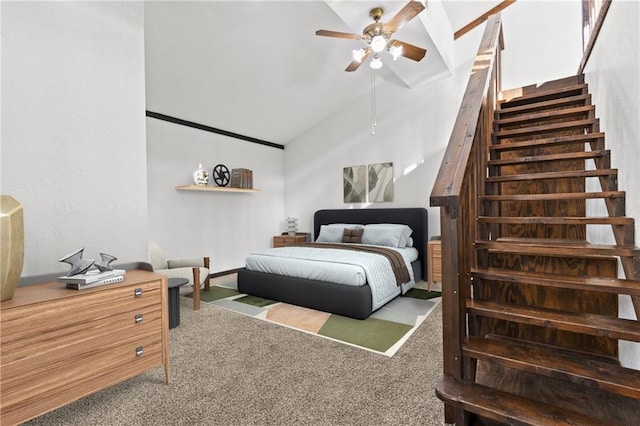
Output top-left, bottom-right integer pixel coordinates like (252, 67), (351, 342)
(190, 284), (442, 356)
(25, 291), (446, 425)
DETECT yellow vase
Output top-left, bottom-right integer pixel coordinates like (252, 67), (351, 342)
(1, 195), (24, 301)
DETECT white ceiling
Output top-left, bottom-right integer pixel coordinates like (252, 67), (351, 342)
(144, 1), (503, 145)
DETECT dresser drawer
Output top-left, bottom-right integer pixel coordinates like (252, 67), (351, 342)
(0, 335), (162, 424)
(1, 303), (162, 377)
(1, 331), (163, 412)
(1, 281), (160, 343)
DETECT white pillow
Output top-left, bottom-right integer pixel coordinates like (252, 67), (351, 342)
(316, 224), (364, 243)
(362, 224), (413, 248)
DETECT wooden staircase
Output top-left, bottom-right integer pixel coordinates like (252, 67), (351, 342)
(434, 73), (640, 424)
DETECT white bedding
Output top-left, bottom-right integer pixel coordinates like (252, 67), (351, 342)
(244, 244), (418, 310)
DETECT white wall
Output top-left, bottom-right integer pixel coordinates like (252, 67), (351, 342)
(500, 0), (583, 90)
(1, 2), (148, 276)
(284, 57), (474, 238)
(583, 0), (640, 368)
(143, 1), (287, 272)
(146, 119), (285, 272)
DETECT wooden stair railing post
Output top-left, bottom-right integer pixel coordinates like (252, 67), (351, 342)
(430, 14), (503, 423)
(439, 204), (465, 423)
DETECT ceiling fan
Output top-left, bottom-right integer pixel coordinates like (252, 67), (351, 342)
(316, 1), (427, 72)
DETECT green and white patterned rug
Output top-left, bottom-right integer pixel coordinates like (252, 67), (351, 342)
(188, 284), (441, 357)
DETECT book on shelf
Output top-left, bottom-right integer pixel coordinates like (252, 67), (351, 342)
(58, 269), (125, 285)
(230, 168), (253, 189)
(66, 275), (125, 290)
(230, 168), (241, 187)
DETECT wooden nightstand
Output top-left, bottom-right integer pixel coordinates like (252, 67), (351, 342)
(273, 234), (307, 248)
(427, 238), (442, 291)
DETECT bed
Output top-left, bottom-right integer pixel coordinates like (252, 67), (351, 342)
(237, 208), (428, 319)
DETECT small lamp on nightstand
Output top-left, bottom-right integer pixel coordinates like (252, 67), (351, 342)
(286, 217), (298, 236)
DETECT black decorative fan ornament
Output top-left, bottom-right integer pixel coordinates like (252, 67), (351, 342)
(212, 164), (230, 187)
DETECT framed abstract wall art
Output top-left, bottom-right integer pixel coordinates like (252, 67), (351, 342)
(343, 165), (367, 203)
(368, 162), (393, 202)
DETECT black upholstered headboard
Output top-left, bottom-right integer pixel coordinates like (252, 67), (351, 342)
(313, 208), (428, 281)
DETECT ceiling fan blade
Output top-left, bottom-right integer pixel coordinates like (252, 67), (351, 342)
(315, 29), (361, 40)
(345, 51), (371, 72)
(389, 40), (427, 62)
(383, 1), (426, 33)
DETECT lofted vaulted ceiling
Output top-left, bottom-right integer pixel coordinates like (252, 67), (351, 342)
(144, 1), (505, 145)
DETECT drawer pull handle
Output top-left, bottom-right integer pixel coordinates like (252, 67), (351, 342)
(134, 288), (143, 298)
(135, 346), (144, 357)
(135, 314), (143, 324)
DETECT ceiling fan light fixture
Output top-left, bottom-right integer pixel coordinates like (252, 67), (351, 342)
(389, 44), (403, 61)
(370, 35), (387, 53)
(370, 55), (383, 70)
(352, 48), (366, 63)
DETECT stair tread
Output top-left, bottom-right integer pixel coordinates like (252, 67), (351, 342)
(477, 216), (633, 225)
(494, 105), (595, 126)
(467, 299), (640, 342)
(495, 93), (591, 116)
(435, 375), (610, 426)
(488, 150), (609, 166)
(480, 191), (625, 201)
(464, 336), (640, 399)
(485, 168), (617, 183)
(475, 239), (640, 257)
(492, 237), (590, 244)
(490, 132), (605, 151)
(497, 83), (588, 109)
(470, 266), (640, 296)
(493, 118), (598, 138)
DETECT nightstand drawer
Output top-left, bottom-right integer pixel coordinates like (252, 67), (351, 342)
(273, 234), (307, 247)
(427, 239), (442, 290)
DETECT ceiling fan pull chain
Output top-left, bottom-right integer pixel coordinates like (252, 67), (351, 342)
(371, 68), (377, 135)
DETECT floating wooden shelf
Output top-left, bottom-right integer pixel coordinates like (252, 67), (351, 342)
(175, 184), (260, 193)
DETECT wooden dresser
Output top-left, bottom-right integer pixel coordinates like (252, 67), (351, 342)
(0, 269), (170, 425)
